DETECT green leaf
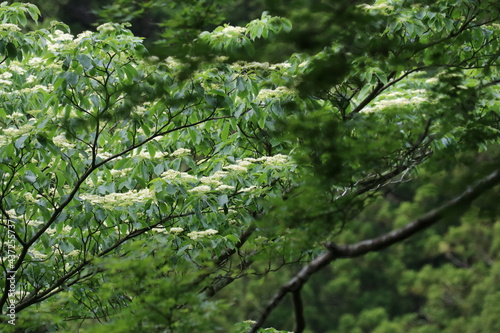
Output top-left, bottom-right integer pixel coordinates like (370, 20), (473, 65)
(217, 194), (229, 207)
(6, 42), (17, 60)
(15, 135), (28, 149)
(77, 54), (93, 71)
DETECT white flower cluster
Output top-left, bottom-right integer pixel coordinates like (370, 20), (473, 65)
(5, 111), (24, 120)
(157, 154), (291, 194)
(215, 184), (235, 191)
(188, 185), (212, 193)
(28, 57), (43, 66)
(95, 152), (116, 160)
(259, 154), (290, 167)
(7, 63), (26, 74)
(165, 57), (181, 69)
(148, 226), (183, 235)
(170, 148), (191, 157)
(2, 124), (35, 137)
(96, 23), (116, 33)
(46, 225), (73, 236)
(53, 30), (73, 42)
(0, 71), (13, 85)
(358, 2), (394, 12)
(362, 92), (428, 113)
(53, 134), (75, 149)
(26, 218), (43, 226)
(257, 86), (295, 101)
(47, 30), (74, 52)
(131, 149), (169, 159)
(0, 135), (9, 146)
(223, 164), (248, 173)
(211, 25), (247, 39)
(75, 31), (92, 42)
(170, 227), (184, 234)
(28, 249), (47, 260)
(4, 209), (21, 220)
(187, 229), (218, 240)
(109, 168), (133, 178)
(18, 84), (53, 94)
(232, 61), (292, 72)
(161, 169), (197, 183)
(0, 23), (20, 31)
(199, 173), (225, 186)
(79, 189), (155, 208)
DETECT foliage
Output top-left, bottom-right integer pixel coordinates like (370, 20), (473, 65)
(0, 0), (499, 332)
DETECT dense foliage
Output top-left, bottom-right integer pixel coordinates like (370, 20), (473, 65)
(1, 0), (499, 332)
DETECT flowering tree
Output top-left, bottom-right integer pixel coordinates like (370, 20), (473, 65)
(1, 0), (499, 332)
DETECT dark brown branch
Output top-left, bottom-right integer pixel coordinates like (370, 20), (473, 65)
(292, 287), (305, 333)
(249, 168), (500, 333)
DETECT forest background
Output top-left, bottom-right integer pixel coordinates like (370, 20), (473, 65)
(0, 0), (499, 332)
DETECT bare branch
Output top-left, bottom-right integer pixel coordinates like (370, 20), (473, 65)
(249, 168), (500, 332)
(292, 287), (305, 333)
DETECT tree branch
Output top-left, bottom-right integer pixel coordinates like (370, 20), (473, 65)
(249, 168), (500, 333)
(292, 287), (305, 333)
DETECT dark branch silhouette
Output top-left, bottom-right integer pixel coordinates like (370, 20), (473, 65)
(292, 287), (305, 333)
(250, 168), (500, 332)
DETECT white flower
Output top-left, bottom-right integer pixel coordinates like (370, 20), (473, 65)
(20, 85), (51, 93)
(25, 192), (37, 203)
(236, 160), (252, 167)
(29, 250), (47, 260)
(0, 72), (13, 79)
(199, 176), (223, 187)
(258, 154), (290, 166)
(53, 134), (74, 149)
(269, 62), (292, 70)
(215, 184), (235, 191)
(0, 23), (21, 31)
(161, 169), (197, 183)
(96, 152), (113, 160)
(109, 168), (132, 177)
(359, 2), (394, 11)
(211, 171), (228, 178)
(27, 219), (43, 226)
(2, 124), (35, 137)
(28, 57), (44, 66)
(187, 229), (218, 240)
(169, 227), (184, 234)
(361, 94), (428, 113)
(223, 164), (248, 172)
(96, 23), (116, 33)
(189, 185), (211, 193)
(80, 189), (155, 208)
(152, 227), (169, 234)
(75, 31), (92, 42)
(6, 111), (24, 120)
(26, 75), (36, 83)
(257, 86), (294, 101)
(221, 26), (246, 35)
(53, 30), (74, 42)
(170, 148), (191, 157)
(8, 64), (26, 74)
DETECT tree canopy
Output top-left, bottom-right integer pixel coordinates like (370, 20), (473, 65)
(0, 0), (499, 332)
